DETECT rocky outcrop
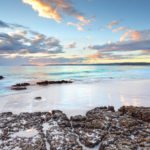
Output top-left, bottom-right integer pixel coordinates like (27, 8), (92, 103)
(36, 80), (73, 86)
(10, 80), (72, 91)
(12, 83), (30, 87)
(71, 107), (116, 148)
(0, 106), (149, 150)
(119, 106), (150, 122)
(0, 76), (4, 80)
(11, 86), (27, 90)
(11, 83), (30, 90)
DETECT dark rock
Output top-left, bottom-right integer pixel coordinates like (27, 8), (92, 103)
(46, 126), (82, 149)
(11, 82), (30, 90)
(12, 83), (30, 87)
(108, 106), (115, 112)
(11, 86), (27, 90)
(36, 80), (73, 86)
(71, 115), (86, 121)
(100, 112), (150, 150)
(72, 121), (85, 128)
(0, 106), (150, 150)
(35, 97), (42, 100)
(0, 76), (4, 80)
(119, 106), (150, 122)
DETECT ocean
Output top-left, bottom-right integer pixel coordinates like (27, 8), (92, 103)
(0, 65), (150, 96)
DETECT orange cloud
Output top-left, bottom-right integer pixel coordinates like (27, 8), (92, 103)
(104, 20), (119, 29)
(87, 53), (102, 58)
(120, 30), (141, 42)
(141, 50), (150, 53)
(22, 0), (62, 22)
(22, 0), (90, 25)
(112, 27), (128, 33)
(76, 15), (90, 24)
(67, 22), (84, 31)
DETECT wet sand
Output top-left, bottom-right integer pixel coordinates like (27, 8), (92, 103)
(0, 79), (150, 117)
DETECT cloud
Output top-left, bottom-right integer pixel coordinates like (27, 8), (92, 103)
(22, 0), (90, 24)
(88, 39), (150, 52)
(104, 20), (119, 29)
(0, 30), (64, 54)
(0, 55), (30, 66)
(67, 41), (76, 48)
(0, 20), (28, 29)
(120, 29), (150, 42)
(0, 20), (9, 28)
(29, 57), (85, 64)
(112, 27), (129, 33)
(87, 53), (102, 58)
(120, 30), (141, 41)
(88, 30), (150, 54)
(141, 49), (150, 53)
(67, 22), (85, 31)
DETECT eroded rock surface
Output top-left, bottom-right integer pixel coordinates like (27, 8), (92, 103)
(0, 106), (149, 150)
(100, 114), (150, 150)
(119, 106), (150, 122)
(71, 107), (117, 148)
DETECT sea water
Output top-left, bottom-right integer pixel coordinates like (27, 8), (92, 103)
(0, 65), (150, 96)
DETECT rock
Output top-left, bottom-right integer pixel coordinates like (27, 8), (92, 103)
(119, 106), (150, 122)
(35, 97), (42, 100)
(71, 115), (86, 121)
(36, 80), (73, 86)
(46, 126), (82, 149)
(11, 86), (27, 90)
(70, 107), (118, 148)
(100, 112), (150, 150)
(0, 106), (150, 150)
(11, 83), (30, 91)
(108, 106), (115, 112)
(0, 76), (4, 80)
(12, 83), (30, 87)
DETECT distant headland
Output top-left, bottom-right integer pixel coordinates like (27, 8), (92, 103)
(22, 62), (150, 66)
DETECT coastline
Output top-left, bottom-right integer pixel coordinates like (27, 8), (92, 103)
(0, 79), (150, 117)
(0, 79), (150, 149)
(0, 106), (149, 149)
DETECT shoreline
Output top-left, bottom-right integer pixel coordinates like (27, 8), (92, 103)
(0, 106), (149, 149)
(0, 79), (150, 117)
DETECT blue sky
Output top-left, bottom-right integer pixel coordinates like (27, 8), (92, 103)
(0, 0), (150, 65)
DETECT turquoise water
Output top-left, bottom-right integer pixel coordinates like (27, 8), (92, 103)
(0, 65), (150, 96)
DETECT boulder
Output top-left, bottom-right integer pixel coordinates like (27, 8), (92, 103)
(34, 97), (42, 100)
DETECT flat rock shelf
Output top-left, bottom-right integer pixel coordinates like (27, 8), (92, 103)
(0, 106), (149, 150)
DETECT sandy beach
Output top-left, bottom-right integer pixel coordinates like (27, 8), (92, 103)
(0, 79), (150, 117)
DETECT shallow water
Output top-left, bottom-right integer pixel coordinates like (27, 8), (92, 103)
(0, 65), (150, 96)
(0, 65), (150, 115)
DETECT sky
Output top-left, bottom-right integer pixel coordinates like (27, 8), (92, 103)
(0, 0), (150, 65)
